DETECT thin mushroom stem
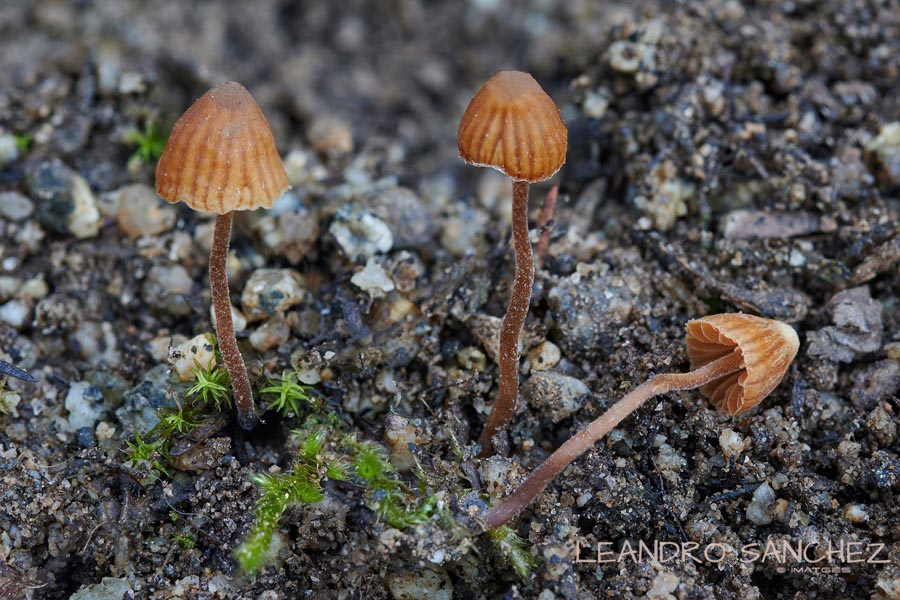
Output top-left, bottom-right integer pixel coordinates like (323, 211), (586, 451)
(480, 350), (745, 530)
(210, 212), (257, 430)
(478, 180), (533, 457)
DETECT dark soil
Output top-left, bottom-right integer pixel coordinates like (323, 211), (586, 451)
(1, 1), (899, 599)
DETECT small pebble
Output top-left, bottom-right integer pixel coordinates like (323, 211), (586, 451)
(249, 312), (290, 352)
(351, 259), (395, 299)
(241, 268), (305, 322)
(386, 567), (453, 600)
(456, 346), (487, 371)
(115, 184), (176, 238)
(69, 577), (133, 600)
(0, 132), (19, 167)
(0, 300), (29, 329)
(866, 122), (900, 186)
(522, 371), (590, 421)
(116, 364), (177, 432)
(64, 381), (107, 431)
(76, 426), (96, 448)
(634, 160), (693, 231)
(27, 159), (100, 239)
(141, 264), (194, 316)
(842, 503), (869, 524)
(746, 482), (777, 525)
(807, 286), (883, 363)
(547, 270), (637, 361)
(526, 341), (561, 372)
(307, 115), (354, 158)
(256, 203), (319, 264)
(719, 428), (748, 464)
(169, 333), (217, 382)
(371, 187), (437, 249)
(481, 456), (526, 501)
(0, 276), (19, 301)
(647, 572), (680, 600)
(385, 414), (420, 472)
(440, 205), (487, 256)
(722, 210), (826, 240)
(329, 204), (394, 259)
(0, 191), (34, 221)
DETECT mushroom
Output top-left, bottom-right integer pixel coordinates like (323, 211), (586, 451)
(480, 313), (800, 529)
(156, 81), (289, 430)
(457, 71), (568, 456)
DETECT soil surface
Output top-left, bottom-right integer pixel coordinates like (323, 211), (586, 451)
(1, 1), (899, 599)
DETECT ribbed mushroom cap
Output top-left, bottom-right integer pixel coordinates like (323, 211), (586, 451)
(156, 81), (288, 214)
(457, 71), (567, 183)
(685, 313), (799, 416)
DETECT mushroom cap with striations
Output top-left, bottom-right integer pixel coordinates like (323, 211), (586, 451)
(156, 81), (288, 214)
(685, 313), (800, 416)
(457, 70), (567, 183)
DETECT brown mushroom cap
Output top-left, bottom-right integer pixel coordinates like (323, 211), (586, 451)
(156, 81), (288, 214)
(685, 313), (799, 415)
(457, 71), (567, 183)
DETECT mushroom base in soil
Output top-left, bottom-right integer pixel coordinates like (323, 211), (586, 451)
(155, 81), (289, 429)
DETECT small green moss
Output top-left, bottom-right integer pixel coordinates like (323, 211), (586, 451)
(185, 361), (231, 411)
(490, 525), (535, 579)
(153, 404), (202, 437)
(174, 532), (196, 549)
(260, 370), (318, 418)
(127, 121), (167, 164)
(13, 132), (32, 154)
(123, 432), (171, 478)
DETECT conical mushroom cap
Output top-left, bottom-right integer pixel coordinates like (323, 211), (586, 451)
(457, 71), (567, 183)
(685, 313), (799, 416)
(156, 81), (288, 214)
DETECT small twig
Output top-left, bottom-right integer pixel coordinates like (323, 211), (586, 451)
(533, 184), (559, 267)
(0, 360), (37, 383)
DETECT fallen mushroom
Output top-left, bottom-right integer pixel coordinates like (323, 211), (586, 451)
(457, 71), (568, 456)
(156, 81), (289, 429)
(480, 313), (799, 529)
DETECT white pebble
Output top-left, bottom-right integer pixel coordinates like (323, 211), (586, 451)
(351, 259), (395, 298)
(169, 333), (217, 382)
(64, 381), (107, 431)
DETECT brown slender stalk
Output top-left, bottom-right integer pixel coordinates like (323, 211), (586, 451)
(481, 350), (745, 529)
(478, 180), (533, 457)
(210, 212), (257, 430)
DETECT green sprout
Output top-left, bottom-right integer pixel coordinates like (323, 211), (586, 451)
(174, 532), (197, 549)
(352, 440), (435, 529)
(490, 525), (535, 579)
(154, 405), (201, 437)
(260, 370), (317, 417)
(123, 432), (171, 478)
(236, 428), (337, 573)
(124, 432), (161, 462)
(127, 121), (167, 164)
(185, 361), (231, 411)
(237, 423), (445, 574)
(13, 132), (32, 154)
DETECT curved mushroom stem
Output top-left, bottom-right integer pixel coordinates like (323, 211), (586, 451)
(210, 212), (257, 430)
(478, 180), (533, 457)
(480, 350), (745, 530)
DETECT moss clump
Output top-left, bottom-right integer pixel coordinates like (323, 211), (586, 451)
(489, 525), (535, 579)
(236, 423), (443, 574)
